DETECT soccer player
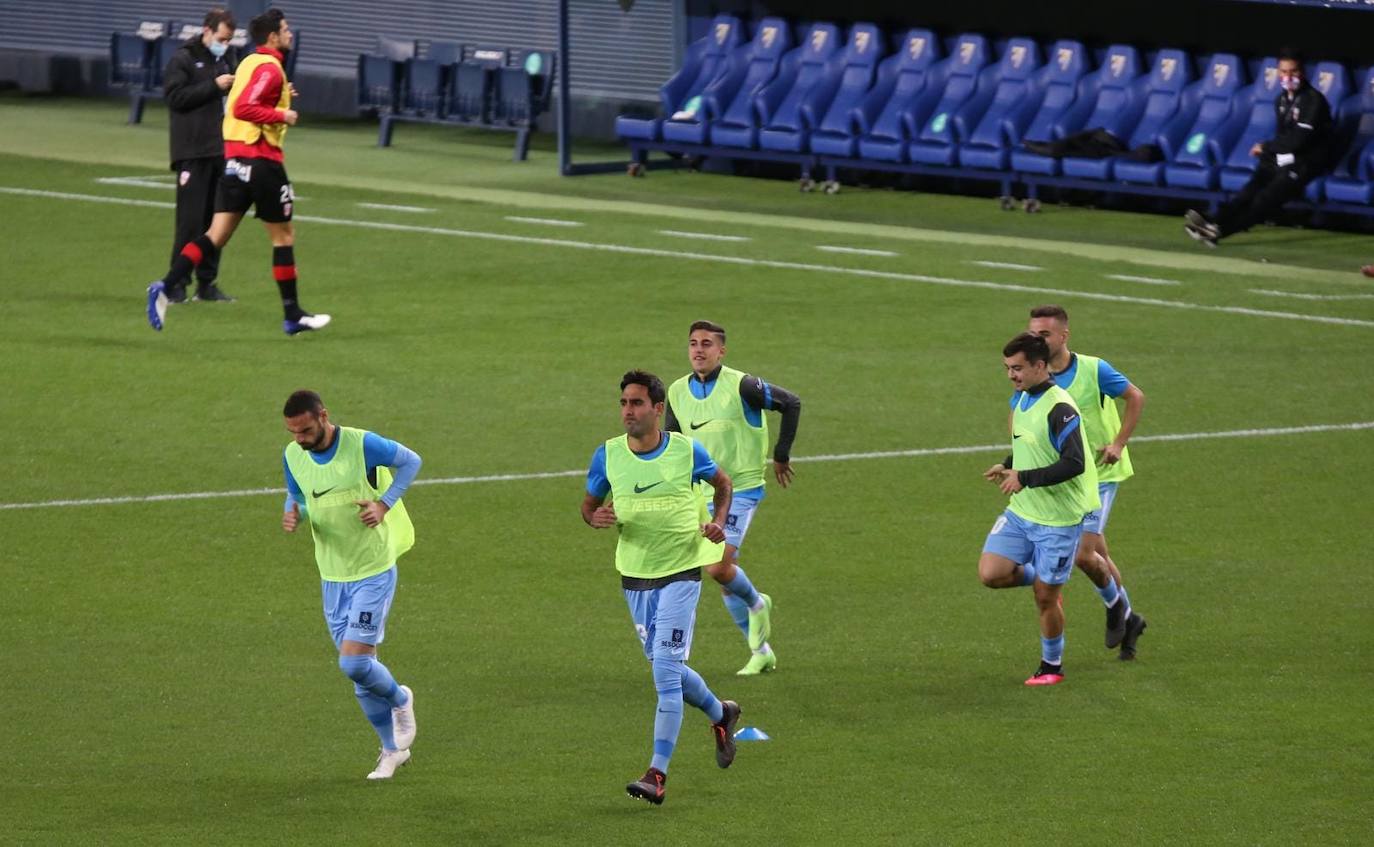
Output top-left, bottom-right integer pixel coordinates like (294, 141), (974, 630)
(1028, 305), (1148, 659)
(147, 8), (329, 336)
(582, 370), (742, 806)
(281, 390), (421, 779)
(979, 333), (1100, 686)
(665, 320), (801, 676)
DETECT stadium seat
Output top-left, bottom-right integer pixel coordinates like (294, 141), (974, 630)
(749, 22), (845, 153)
(109, 21), (172, 124)
(1220, 60), (1348, 193)
(1317, 67), (1374, 205)
(1217, 58), (1281, 191)
(1008, 40), (1091, 175)
(616, 14), (742, 142)
(689, 19), (794, 148)
(357, 54), (401, 114)
(109, 33), (151, 88)
(805, 24), (888, 158)
(1062, 47), (1190, 182)
(400, 58), (446, 117)
(1161, 55), (1248, 189)
(448, 47), (505, 123)
(956, 38), (1046, 171)
(906, 34), (992, 166)
(854, 29), (945, 163)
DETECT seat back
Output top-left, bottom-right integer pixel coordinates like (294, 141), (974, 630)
(916, 33), (989, 142)
(402, 58), (445, 116)
(1124, 48), (1192, 149)
(664, 14), (742, 114)
(866, 29), (943, 139)
(357, 54), (400, 113)
(716, 17), (792, 125)
(1172, 54), (1245, 167)
(815, 23), (885, 133)
(765, 22), (843, 131)
(1330, 68), (1374, 178)
(1022, 40), (1088, 141)
(110, 32), (151, 86)
(1077, 45), (1144, 138)
(1223, 57), (1281, 171)
(964, 37), (1042, 147)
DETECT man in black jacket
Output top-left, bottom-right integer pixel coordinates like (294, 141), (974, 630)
(164, 8), (237, 303)
(1185, 48), (1333, 247)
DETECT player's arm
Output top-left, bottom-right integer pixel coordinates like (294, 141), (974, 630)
(234, 61), (295, 125)
(163, 51), (220, 110)
(692, 440), (731, 542)
(1097, 359), (1146, 464)
(1005, 402), (1086, 493)
(739, 374), (802, 486)
(582, 445), (616, 528)
(1264, 90), (1329, 156)
(282, 455), (306, 531)
(354, 433), (422, 528)
(983, 405), (1016, 482)
(663, 399), (682, 433)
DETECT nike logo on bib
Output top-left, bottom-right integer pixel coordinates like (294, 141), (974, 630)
(689, 420), (714, 430)
(633, 481), (664, 494)
(312, 486), (337, 498)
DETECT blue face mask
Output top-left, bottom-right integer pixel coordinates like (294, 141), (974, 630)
(208, 40), (228, 59)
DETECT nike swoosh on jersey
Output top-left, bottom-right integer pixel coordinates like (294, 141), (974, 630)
(689, 420), (714, 430)
(312, 486), (337, 498)
(633, 481), (664, 494)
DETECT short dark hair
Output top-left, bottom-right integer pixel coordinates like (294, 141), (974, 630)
(1029, 304), (1069, 323)
(620, 370), (665, 404)
(689, 319), (726, 344)
(1277, 47), (1304, 68)
(1003, 331), (1051, 364)
(283, 389), (323, 417)
(249, 8), (286, 45)
(203, 7), (235, 31)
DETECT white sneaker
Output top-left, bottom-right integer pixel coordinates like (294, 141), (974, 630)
(392, 684), (417, 750)
(366, 747), (411, 780)
(283, 312), (332, 335)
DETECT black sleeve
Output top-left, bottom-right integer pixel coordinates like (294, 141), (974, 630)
(1017, 402), (1086, 488)
(1265, 89), (1332, 156)
(164, 51), (222, 111)
(739, 374), (801, 462)
(663, 399), (681, 433)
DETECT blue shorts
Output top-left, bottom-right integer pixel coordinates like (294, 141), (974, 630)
(624, 577), (702, 663)
(1082, 482), (1119, 535)
(321, 566), (397, 648)
(981, 510), (1083, 586)
(707, 490), (763, 550)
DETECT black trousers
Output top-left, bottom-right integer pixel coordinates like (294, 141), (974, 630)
(1215, 161), (1313, 238)
(170, 157), (223, 287)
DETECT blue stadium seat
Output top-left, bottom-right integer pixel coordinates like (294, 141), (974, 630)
(662, 18), (790, 146)
(1008, 40), (1091, 175)
(705, 19), (794, 149)
(1063, 48), (1190, 181)
(400, 58), (446, 117)
(752, 23), (846, 153)
(1221, 60), (1348, 194)
(956, 38), (1045, 171)
(358, 54), (401, 114)
(854, 29), (944, 163)
(906, 34), (992, 166)
(1161, 55), (1248, 189)
(109, 33), (151, 88)
(1217, 58), (1281, 191)
(1297, 62), (1352, 202)
(617, 15), (741, 142)
(804, 24), (887, 157)
(1314, 66), (1374, 204)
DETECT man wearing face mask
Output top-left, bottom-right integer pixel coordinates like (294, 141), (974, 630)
(1185, 48), (1332, 247)
(163, 8), (238, 304)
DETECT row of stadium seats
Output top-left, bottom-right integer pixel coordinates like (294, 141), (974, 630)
(616, 16), (1374, 213)
(356, 36), (556, 161)
(109, 20), (295, 125)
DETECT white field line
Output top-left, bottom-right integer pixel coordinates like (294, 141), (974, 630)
(97, 175), (175, 190)
(972, 260), (1043, 271)
(1106, 274), (1182, 287)
(505, 215), (584, 227)
(658, 229), (751, 242)
(1249, 288), (1374, 301)
(357, 202), (435, 213)
(817, 245), (899, 257)
(2, 421), (1369, 512)
(3, 186), (1373, 329)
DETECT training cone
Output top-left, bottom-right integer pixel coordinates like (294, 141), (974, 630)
(734, 726), (770, 741)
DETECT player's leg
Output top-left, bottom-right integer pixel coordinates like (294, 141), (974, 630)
(623, 584), (670, 804)
(704, 496), (775, 675)
(255, 162), (330, 334)
(189, 158), (234, 301)
(979, 510), (1036, 588)
(1024, 523), (1079, 685)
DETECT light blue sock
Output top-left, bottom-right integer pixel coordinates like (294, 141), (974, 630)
(721, 591), (750, 638)
(650, 660), (684, 773)
(680, 665), (724, 723)
(338, 654), (407, 708)
(1020, 564), (1037, 586)
(1041, 634), (1065, 666)
(1097, 578), (1120, 607)
(354, 684), (398, 750)
(723, 566), (761, 608)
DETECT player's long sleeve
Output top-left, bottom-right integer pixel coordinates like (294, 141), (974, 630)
(664, 401), (682, 433)
(361, 433), (422, 508)
(1017, 402), (1086, 488)
(739, 375), (802, 462)
(282, 455), (306, 514)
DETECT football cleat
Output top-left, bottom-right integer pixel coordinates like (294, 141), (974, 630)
(1025, 661), (1064, 686)
(392, 685), (416, 750)
(736, 649), (777, 676)
(1184, 221), (1219, 248)
(626, 767), (666, 805)
(747, 593), (773, 651)
(366, 746), (411, 780)
(1119, 613), (1148, 661)
(1105, 598), (1128, 649)
(712, 700), (741, 769)
(284, 312), (331, 335)
(146, 281), (168, 331)
(193, 282), (236, 302)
